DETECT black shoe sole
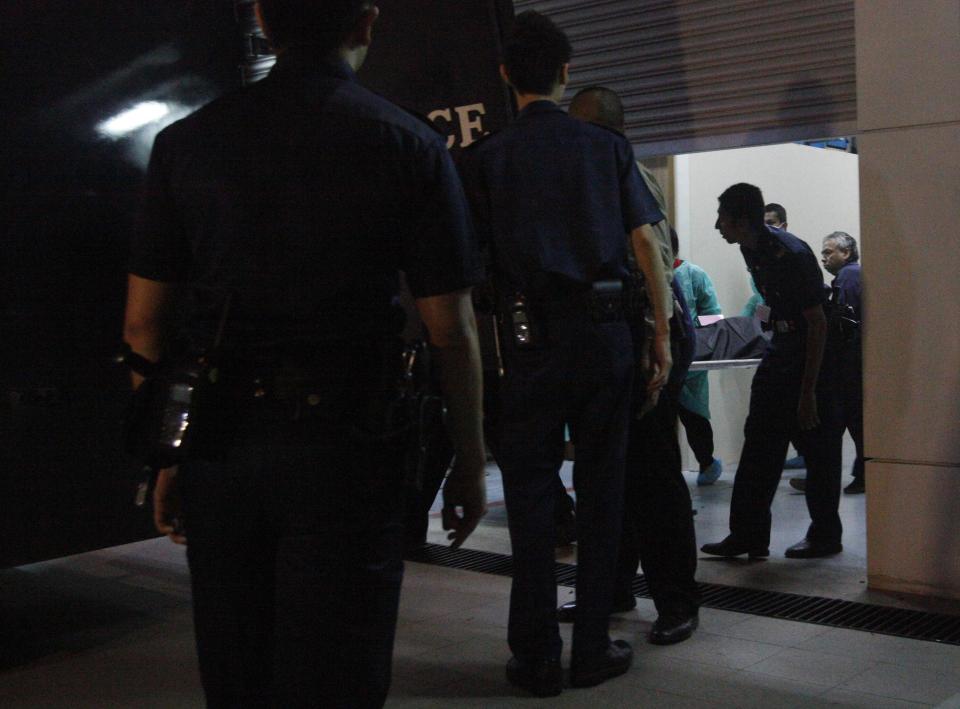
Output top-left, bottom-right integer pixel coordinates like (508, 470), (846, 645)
(649, 616), (699, 646)
(701, 545), (770, 559)
(785, 544), (843, 559)
(570, 642), (632, 688)
(570, 660), (631, 688)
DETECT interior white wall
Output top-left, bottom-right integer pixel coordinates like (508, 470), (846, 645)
(674, 143), (861, 316)
(673, 143), (860, 471)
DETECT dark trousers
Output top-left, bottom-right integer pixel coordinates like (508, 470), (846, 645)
(730, 355), (844, 547)
(183, 415), (405, 709)
(840, 347), (865, 481)
(677, 406), (715, 469)
(402, 374), (576, 549)
(497, 317), (633, 663)
(615, 341), (700, 619)
(402, 428), (454, 548)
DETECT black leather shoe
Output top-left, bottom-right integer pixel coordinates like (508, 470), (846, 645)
(570, 639), (633, 688)
(785, 538), (843, 558)
(557, 596), (636, 623)
(844, 478), (865, 494)
(650, 613), (699, 645)
(701, 536), (769, 559)
(505, 656), (563, 697)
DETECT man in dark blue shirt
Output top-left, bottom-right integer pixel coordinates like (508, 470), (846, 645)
(821, 231), (864, 494)
(459, 11), (672, 696)
(702, 183), (844, 560)
(124, 2), (486, 705)
(822, 232), (862, 322)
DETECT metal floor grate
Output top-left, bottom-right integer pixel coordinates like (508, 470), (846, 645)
(406, 543), (960, 646)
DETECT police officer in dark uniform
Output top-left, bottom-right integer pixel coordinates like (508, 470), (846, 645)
(556, 87), (701, 646)
(702, 183), (843, 560)
(123, 2), (487, 706)
(458, 12), (672, 697)
(821, 231), (865, 494)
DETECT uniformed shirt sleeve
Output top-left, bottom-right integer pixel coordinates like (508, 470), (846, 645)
(403, 141), (485, 298)
(128, 129), (191, 282)
(793, 250), (827, 311)
(618, 140), (664, 232)
(834, 265), (862, 314)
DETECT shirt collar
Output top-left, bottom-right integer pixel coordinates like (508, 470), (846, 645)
(270, 50), (358, 84)
(517, 100), (563, 119)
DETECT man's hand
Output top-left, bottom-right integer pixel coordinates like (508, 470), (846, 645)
(630, 223), (673, 392)
(797, 392), (820, 431)
(153, 466), (187, 545)
(417, 288), (486, 549)
(646, 332), (673, 393)
(441, 455), (487, 549)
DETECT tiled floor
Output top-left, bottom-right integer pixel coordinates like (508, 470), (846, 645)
(2, 442), (959, 707)
(390, 564), (960, 707)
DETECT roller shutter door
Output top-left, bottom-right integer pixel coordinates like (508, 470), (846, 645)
(512, 0), (856, 157)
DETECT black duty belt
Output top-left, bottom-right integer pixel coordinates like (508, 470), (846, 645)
(534, 279), (643, 322)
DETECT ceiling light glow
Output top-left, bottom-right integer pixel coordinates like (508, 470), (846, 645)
(98, 101), (171, 137)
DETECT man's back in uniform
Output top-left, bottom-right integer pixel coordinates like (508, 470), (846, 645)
(463, 104), (646, 291)
(124, 2), (487, 706)
(458, 11), (672, 697)
(552, 86), (702, 648)
(137, 51), (474, 344)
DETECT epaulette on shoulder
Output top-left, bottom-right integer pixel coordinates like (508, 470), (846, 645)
(767, 229), (801, 259)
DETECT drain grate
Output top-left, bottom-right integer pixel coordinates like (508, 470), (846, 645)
(406, 543), (960, 646)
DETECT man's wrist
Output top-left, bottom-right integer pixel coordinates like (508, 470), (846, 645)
(451, 446), (485, 470)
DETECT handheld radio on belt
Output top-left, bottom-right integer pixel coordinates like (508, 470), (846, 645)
(118, 293), (233, 507)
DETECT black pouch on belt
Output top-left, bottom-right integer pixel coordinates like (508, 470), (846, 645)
(119, 293), (235, 471)
(120, 351), (228, 469)
(590, 279), (625, 323)
(504, 293), (545, 350)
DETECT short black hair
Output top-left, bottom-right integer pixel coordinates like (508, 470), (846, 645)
(719, 183), (765, 231)
(258, 0), (371, 53)
(670, 227), (679, 258)
(764, 202), (787, 225)
(825, 231), (860, 263)
(502, 11), (572, 95)
(569, 86), (624, 131)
